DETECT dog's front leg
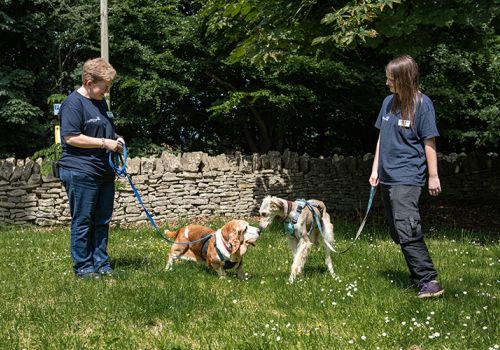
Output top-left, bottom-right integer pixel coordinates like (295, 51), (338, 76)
(165, 253), (177, 271)
(235, 262), (245, 279)
(289, 239), (312, 284)
(213, 263), (227, 278)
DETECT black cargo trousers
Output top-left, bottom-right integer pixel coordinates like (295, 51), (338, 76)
(380, 184), (438, 287)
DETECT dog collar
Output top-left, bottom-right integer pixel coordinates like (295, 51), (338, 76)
(215, 229), (232, 260)
(282, 200), (293, 220)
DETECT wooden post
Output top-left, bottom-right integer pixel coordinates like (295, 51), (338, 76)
(100, 0), (110, 108)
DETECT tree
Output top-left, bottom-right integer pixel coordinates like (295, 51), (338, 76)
(199, 0), (499, 153)
(0, 0), (98, 157)
(195, 0), (401, 154)
(367, 0), (499, 150)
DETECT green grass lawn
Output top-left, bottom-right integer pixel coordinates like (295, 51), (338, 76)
(0, 219), (498, 350)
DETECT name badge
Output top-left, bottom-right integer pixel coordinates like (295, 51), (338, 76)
(106, 111), (114, 119)
(398, 119), (411, 128)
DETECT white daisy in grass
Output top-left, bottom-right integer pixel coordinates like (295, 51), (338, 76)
(361, 335), (367, 341)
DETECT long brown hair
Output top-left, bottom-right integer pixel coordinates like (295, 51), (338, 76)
(386, 55), (420, 126)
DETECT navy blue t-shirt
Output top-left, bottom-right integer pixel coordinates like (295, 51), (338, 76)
(59, 91), (116, 179)
(375, 93), (439, 186)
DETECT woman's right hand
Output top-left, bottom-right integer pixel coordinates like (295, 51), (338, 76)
(369, 171), (379, 187)
(103, 139), (124, 153)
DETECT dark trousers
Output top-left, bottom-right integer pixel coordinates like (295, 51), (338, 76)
(380, 184), (438, 287)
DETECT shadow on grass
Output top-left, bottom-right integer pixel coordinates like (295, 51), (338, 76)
(303, 264), (329, 275)
(380, 268), (414, 290)
(111, 256), (153, 270)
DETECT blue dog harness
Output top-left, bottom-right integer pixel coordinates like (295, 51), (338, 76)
(283, 199), (324, 237)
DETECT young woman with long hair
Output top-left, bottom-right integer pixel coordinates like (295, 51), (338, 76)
(369, 55), (444, 298)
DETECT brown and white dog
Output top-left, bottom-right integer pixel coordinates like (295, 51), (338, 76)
(259, 196), (335, 283)
(165, 219), (260, 278)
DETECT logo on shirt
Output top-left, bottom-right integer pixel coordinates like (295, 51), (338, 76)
(87, 116), (101, 123)
(382, 115), (390, 121)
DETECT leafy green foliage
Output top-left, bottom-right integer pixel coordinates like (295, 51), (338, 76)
(367, 0), (499, 149)
(0, 0), (497, 158)
(0, 0), (97, 157)
(314, 0), (402, 47)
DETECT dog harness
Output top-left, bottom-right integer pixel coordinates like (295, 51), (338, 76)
(214, 229), (238, 270)
(283, 199), (306, 235)
(201, 233), (214, 261)
(283, 199), (324, 236)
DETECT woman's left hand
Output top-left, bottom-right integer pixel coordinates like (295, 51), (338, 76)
(428, 175), (441, 196)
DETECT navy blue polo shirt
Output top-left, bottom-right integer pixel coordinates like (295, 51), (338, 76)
(59, 91), (116, 179)
(375, 93), (439, 186)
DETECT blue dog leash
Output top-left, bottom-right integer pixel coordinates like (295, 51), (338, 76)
(108, 144), (212, 245)
(339, 186), (377, 253)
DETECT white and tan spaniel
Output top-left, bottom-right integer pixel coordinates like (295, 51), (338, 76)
(165, 219), (260, 278)
(259, 196), (335, 283)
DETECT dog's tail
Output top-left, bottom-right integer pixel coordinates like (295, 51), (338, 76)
(165, 229), (178, 239)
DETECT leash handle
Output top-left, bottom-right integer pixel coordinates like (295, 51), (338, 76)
(108, 142), (128, 177)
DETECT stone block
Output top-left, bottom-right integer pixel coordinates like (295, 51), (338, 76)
(127, 157), (141, 175)
(0, 161), (13, 181)
(181, 152), (204, 172)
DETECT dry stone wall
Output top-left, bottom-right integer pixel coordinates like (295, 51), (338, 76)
(0, 151), (498, 227)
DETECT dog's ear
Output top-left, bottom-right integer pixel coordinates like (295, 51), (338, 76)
(228, 231), (241, 254)
(270, 197), (284, 212)
(223, 220), (246, 254)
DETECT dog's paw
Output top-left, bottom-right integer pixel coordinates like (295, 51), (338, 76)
(165, 261), (174, 271)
